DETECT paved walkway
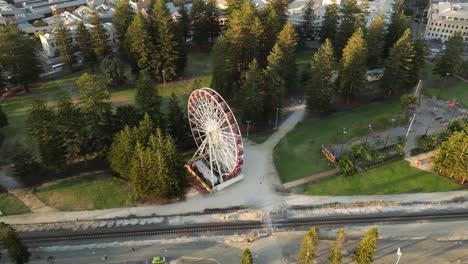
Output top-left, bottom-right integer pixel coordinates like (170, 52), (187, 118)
(8, 188), (57, 213)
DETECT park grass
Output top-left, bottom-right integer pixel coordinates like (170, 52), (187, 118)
(274, 101), (403, 183)
(305, 160), (466, 195)
(0, 192), (30, 216)
(34, 173), (135, 211)
(423, 81), (468, 108)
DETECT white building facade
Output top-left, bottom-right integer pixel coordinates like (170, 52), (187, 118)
(424, 1), (468, 43)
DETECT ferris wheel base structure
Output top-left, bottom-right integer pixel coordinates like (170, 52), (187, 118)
(187, 87), (245, 193)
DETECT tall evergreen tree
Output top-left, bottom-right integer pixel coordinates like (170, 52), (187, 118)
(89, 9), (110, 59)
(54, 14), (75, 69)
(319, 0), (339, 42)
(101, 56), (127, 87)
(0, 22), (41, 91)
(113, 0), (133, 60)
(264, 44), (286, 122)
(410, 36), (427, 82)
(166, 93), (190, 148)
(211, 36), (236, 98)
(0, 222), (31, 264)
(76, 73), (111, 115)
(334, 0), (365, 56)
(259, 4), (282, 66)
(0, 105), (8, 128)
(385, 0), (410, 55)
(76, 21), (96, 66)
(307, 39), (336, 113)
(206, 0), (221, 45)
(299, 0), (316, 43)
(329, 229), (345, 264)
(135, 73), (162, 126)
(241, 248), (254, 264)
(297, 227), (319, 264)
(151, 0), (179, 81)
(433, 130), (467, 184)
(126, 12), (156, 75)
(113, 104), (143, 131)
(26, 99), (67, 168)
(276, 21), (298, 91)
(337, 27), (367, 103)
(353, 227), (379, 264)
(366, 13), (386, 68)
(177, 3), (191, 44)
(433, 31), (464, 77)
(109, 126), (136, 179)
(191, 0), (209, 46)
(240, 59), (264, 122)
(381, 29), (415, 95)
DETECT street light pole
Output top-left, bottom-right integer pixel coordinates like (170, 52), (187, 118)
(364, 124), (372, 147)
(439, 72), (450, 99)
(162, 69), (166, 87)
(245, 120), (251, 138)
(274, 107), (279, 130)
(339, 128), (347, 157)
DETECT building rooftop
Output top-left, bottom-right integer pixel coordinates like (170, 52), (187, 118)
(433, 2), (468, 20)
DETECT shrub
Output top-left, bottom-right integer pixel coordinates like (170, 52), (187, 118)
(351, 142), (373, 161)
(400, 94), (418, 109)
(11, 145), (44, 179)
(339, 153), (356, 176)
(416, 135), (437, 151)
(393, 137), (406, 156)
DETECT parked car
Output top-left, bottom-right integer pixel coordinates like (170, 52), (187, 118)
(152, 256), (167, 264)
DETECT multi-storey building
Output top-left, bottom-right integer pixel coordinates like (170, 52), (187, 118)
(424, 1), (468, 43)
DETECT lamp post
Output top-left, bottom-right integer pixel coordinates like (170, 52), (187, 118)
(274, 107), (279, 130)
(439, 72), (450, 99)
(384, 119), (396, 150)
(162, 69), (166, 87)
(245, 120), (251, 138)
(339, 127), (347, 157)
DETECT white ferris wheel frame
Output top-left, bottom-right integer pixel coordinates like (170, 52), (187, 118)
(187, 87), (244, 187)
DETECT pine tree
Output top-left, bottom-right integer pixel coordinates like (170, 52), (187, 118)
(226, 0), (243, 17)
(109, 126), (136, 179)
(433, 131), (467, 184)
(319, 0), (339, 42)
(0, 104), (8, 128)
(113, 0), (133, 59)
(366, 13), (386, 69)
(101, 56), (127, 87)
(381, 29), (415, 95)
(135, 73), (161, 126)
(0, 222), (31, 264)
(329, 229), (345, 264)
(126, 12), (156, 74)
(160, 131), (185, 197)
(56, 96), (90, 162)
(241, 248), (254, 264)
(11, 144), (44, 179)
(276, 21), (298, 91)
(385, 0), (410, 55)
(26, 98), (67, 168)
(211, 36), (236, 98)
(178, 4), (191, 44)
(297, 227), (319, 264)
(151, 0), (179, 81)
(174, 14), (188, 75)
(299, 0), (315, 43)
(334, 0), (365, 56)
(76, 73), (111, 114)
(113, 104), (143, 131)
(206, 0), (221, 45)
(240, 59), (264, 122)
(191, 0), (208, 46)
(54, 14), (74, 69)
(89, 9), (110, 59)
(433, 31), (464, 77)
(264, 44), (286, 122)
(353, 227), (379, 264)
(76, 21), (96, 66)
(410, 36), (427, 83)
(0, 22), (41, 91)
(307, 39), (336, 113)
(166, 93), (190, 148)
(337, 27), (367, 103)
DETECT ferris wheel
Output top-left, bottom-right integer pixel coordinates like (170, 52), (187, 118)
(187, 88), (244, 189)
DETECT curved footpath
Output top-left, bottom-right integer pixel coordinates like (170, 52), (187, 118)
(1, 105), (467, 232)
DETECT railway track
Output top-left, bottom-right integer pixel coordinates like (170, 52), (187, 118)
(21, 211), (468, 243)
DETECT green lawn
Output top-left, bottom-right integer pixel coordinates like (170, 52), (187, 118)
(0, 192), (30, 216)
(34, 173), (135, 211)
(423, 81), (468, 108)
(274, 101), (403, 183)
(305, 160), (466, 195)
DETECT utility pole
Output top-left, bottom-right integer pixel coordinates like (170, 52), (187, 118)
(245, 120), (251, 138)
(274, 107), (279, 130)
